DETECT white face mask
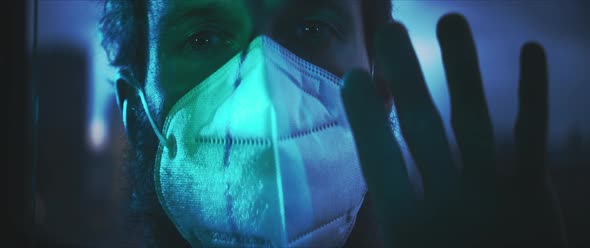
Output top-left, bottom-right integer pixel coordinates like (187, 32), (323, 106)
(143, 36), (367, 247)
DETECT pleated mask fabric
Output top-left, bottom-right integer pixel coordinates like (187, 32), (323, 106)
(154, 36), (367, 247)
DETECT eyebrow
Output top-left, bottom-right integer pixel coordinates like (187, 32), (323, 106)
(161, 0), (355, 31)
(305, 0), (357, 32)
(293, 0), (353, 15)
(301, 0), (352, 9)
(162, 1), (238, 29)
(285, 0), (355, 26)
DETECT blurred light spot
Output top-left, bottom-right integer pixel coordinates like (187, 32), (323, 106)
(87, 27), (117, 153)
(394, 3), (451, 124)
(394, 3), (450, 114)
(89, 118), (106, 150)
(412, 37), (439, 68)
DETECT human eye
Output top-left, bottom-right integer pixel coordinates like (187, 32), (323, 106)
(184, 28), (238, 53)
(292, 19), (344, 50)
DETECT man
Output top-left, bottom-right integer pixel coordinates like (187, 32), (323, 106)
(100, 0), (567, 247)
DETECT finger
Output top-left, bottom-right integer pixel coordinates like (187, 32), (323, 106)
(436, 13), (495, 187)
(514, 43), (568, 248)
(341, 69), (417, 245)
(375, 22), (459, 201)
(514, 42), (548, 181)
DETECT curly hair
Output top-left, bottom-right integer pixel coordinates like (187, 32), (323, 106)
(99, 0), (393, 246)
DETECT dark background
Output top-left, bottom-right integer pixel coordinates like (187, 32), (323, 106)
(10, 0), (589, 247)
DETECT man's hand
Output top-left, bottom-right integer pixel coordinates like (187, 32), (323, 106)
(341, 13), (568, 248)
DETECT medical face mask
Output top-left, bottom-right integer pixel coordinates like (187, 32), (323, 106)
(141, 36), (367, 247)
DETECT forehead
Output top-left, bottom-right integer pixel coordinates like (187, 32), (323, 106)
(148, 0), (361, 26)
(150, 0), (285, 13)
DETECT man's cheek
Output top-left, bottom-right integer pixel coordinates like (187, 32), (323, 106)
(144, 57), (198, 125)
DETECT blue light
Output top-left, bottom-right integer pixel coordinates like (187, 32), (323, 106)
(88, 29), (116, 152)
(89, 117), (107, 149)
(394, 2), (451, 123)
(393, 1), (590, 143)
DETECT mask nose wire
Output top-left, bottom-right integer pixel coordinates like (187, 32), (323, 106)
(136, 86), (169, 147)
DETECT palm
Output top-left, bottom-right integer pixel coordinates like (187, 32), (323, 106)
(341, 13), (567, 248)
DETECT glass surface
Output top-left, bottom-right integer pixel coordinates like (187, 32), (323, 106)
(30, 1), (590, 247)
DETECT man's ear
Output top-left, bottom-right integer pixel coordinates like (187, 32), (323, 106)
(114, 74), (138, 136)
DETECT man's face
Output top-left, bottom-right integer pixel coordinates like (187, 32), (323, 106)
(123, 1), (377, 245)
(143, 0), (371, 124)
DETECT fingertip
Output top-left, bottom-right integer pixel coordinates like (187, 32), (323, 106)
(342, 69), (373, 106)
(374, 21), (409, 52)
(343, 68), (372, 84)
(522, 41), (545, 53)
(341, 68), (386, 123)
(373, 21), (413, 87)
(520, 41), (548, 82)
(436, 13), (471, 42)
(521, 42), (547, 64)
(342, 68), (372, 92)
(375, 21), (408, 39)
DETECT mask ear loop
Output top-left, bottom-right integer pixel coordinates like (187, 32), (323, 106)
(135, 85), (169, 148)
(121, 98), (129, 131)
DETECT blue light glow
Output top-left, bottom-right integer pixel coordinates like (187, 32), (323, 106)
(393, 1), (590, 142)
(88, 29), (116, 151)
(393, 2), (451, 123)
(89, 117), (107, 149)
(83, 1), (589, 150)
